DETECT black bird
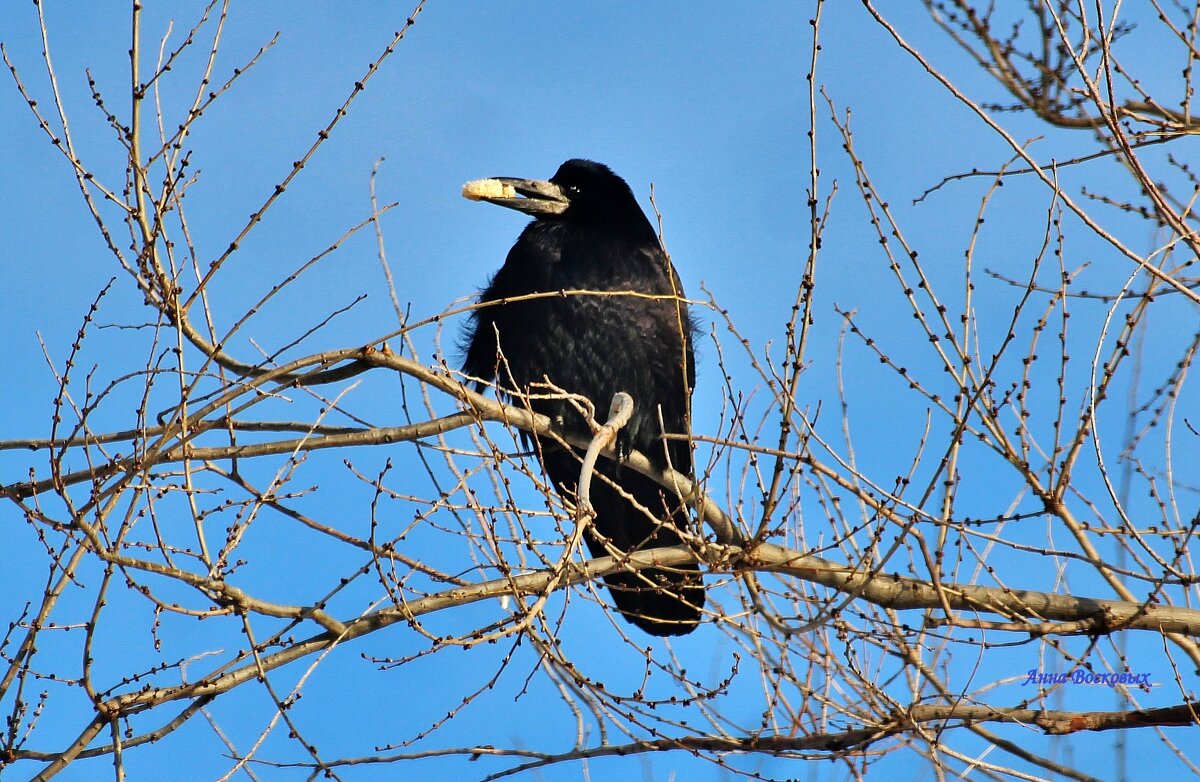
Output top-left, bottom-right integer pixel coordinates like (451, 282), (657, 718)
(461, 159), (704, 636)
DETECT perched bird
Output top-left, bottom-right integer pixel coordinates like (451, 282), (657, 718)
(462, 159), (704, 636)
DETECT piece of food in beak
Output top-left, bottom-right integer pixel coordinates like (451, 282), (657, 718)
(462, 178), (518, 201)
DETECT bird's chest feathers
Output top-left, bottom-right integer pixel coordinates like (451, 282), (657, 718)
(515, 224), (663, 295)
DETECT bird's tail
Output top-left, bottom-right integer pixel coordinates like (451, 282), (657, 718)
(543, 449), (705, 636)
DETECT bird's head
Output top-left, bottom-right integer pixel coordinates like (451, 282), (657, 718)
(463, 159), (657, 241)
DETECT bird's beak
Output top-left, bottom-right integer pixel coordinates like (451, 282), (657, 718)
(462, 177), (570, 215)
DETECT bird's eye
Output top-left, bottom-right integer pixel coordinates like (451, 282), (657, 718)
(567, 184), (581, 196)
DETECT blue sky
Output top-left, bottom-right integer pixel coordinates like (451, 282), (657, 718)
(2, 3), (1195, 781)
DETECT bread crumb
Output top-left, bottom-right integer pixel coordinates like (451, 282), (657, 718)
(462, 178), (517, 201)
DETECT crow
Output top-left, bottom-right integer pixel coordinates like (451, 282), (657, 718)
(461, 159), (704, 636)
